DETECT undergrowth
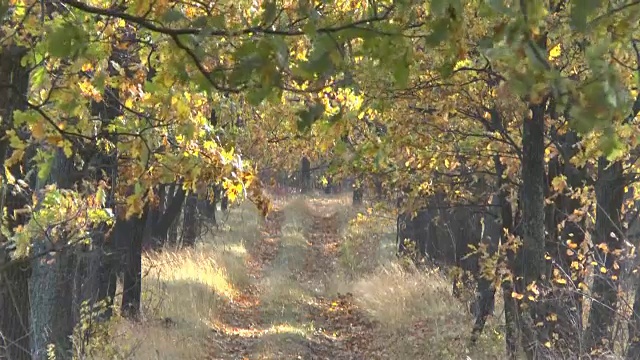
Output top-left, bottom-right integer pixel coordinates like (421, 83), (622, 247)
(88, 194), (507, 359)
(91, 201), (261, 359)
(336, 204), (505, 359)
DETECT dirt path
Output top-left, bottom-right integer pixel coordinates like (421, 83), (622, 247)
(206, 209), (285, 359)
(207, 198), (377, 360)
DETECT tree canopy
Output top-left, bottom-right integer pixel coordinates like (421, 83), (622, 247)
(2, 0), (640, 359)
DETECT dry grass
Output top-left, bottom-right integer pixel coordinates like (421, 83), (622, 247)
(94, 201), (262, 359)
(331, 203), (504, 359)
(354, 263), (455, 329)
(259, 198), (312, 321)
(93, 194), (505, 359)
(352, 263), (504, 359)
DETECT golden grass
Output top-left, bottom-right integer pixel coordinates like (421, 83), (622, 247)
(93, 201), (262, 359)
(331, 202), (505, 359)
(259, 198), (313, 321)
(93, 194), (505, 359)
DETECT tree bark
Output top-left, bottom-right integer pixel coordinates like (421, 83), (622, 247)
(627, 273), (640, 359)
(29, 148), (77, 359)
(151, 185), (186, 242)
(0, 39), (32, 360)
(120, 209), (148, 320)
(352, 176), (363, 206)
(471, 154), (507, 343)
(0, 259), (32, 360)
(586, 158), (624, 351)
(517, 100), (549, 358)
(300, 157), (311, 193)
(182, 193), (199, 247)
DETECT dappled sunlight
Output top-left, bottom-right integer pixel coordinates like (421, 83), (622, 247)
(143, 248), (245, 303)
(102, 194), (505, 359)
(210, 321), (310, 339)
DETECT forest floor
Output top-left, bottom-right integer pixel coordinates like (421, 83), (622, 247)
(206, 196), (378, 359)
(105, 193), (504, 359)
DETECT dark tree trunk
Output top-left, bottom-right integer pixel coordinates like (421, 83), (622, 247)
(301, 157), (311, 193)
(96, 223), (120, 320)
(503, 198), (524, 359)
(544, 128), (588, 355)
(627, 272), (640, 359)
(220, 188), (229, 211)
(517, 100), (549, 358)
(471, 153), (507, 343)
(374, 176), (384, 200)
(143, 203), (158, 250)
(0, 41), (31, 360)
(324, 176), (333, 194)
(152, 185), (186, 244)
(182, 193), (199, 247)
(29, 149), (77, 359)
(120, 209), (148, 320)
(352, 176), (363, 206)
(0, 259), (32, 360)
(586, 158), (624, 351)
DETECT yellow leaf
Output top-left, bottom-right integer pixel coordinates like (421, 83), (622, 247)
(600, 267), (607, 274)
(511, 292), (524, 300)
(4, 166), (15, 184)
(32, 122), (45, 140)
(548, 44), (561, 60)
(554, 278), (567, 285)
(544, 341), (552, 348)
(578, 282), (589, 291)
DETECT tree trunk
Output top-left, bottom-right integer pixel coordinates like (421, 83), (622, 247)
(120, 209), (148, 320)
(517, 101), (549, 358)
(627, 273), (640, 359)
(0, 259), (32, 360)
(29, 149), (76, 359)
(0, 40), (32, 360)
(471, 154), (507, 343)
(470, 194), (500, 341)
(300, 157), (311, 193)
(96, 223), (119, 321)
(182, 193), (199, 247)
(324, 176), (333, 194)
(586, 158), (624, 351)
(151, 185), (186, 243)
(352, 176), (363, 206)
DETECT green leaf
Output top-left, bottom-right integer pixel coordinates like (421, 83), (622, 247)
(46, 23), (88, 58)
(430, 0), (449, 16)
(601, 133), (624, 161)
(263, 0), (278, 25)
(36, 151), (53, 182)
(32, 65), (49, 88)
(0, 0), (9, 22)
(393, 53), (410, 88)
(297, 102), (325, 132)
(247, 86), (272, 106)
(424, 18), (450, 46)
(192, 16), (209, 28)
(486, 0), (511, 14)
(162, 9), (186, 22)
(570, 0), (599, 31)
